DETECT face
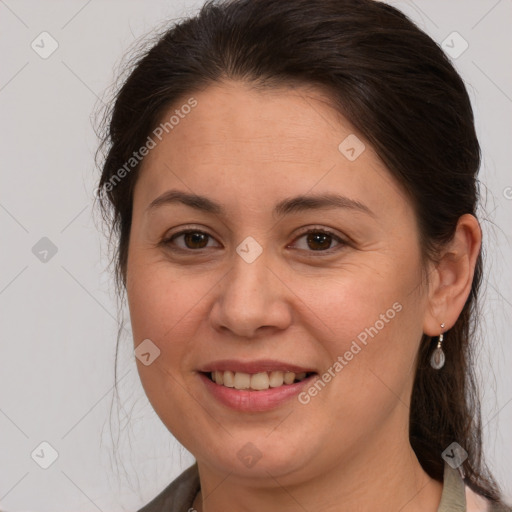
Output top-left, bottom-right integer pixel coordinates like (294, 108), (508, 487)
(126, 81), (430, 484)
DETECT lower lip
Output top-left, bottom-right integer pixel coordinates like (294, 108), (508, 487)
(198, 372), (316, 412)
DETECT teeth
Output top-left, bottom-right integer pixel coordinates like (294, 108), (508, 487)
(269, 371), (284, 387)
(251, 372), (269, 390)
(283, 371), (295, 385)
(209, 370), (310, 390)
(234, 372), (251, 389)
(222, 371), (234, 387)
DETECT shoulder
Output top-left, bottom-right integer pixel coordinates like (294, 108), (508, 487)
(488, 502), (512, 512)
(466, 485), (491, 512)
(466, 485), (512, 512)
(136, 462), (200, 512)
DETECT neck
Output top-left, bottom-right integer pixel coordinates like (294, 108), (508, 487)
(193, 415), (443, 512)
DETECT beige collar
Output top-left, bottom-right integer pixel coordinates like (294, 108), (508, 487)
(438, 461), (490, 512)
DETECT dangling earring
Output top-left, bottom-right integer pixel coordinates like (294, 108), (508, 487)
(430, 323), (446, 369)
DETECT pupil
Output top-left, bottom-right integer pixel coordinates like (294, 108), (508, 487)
(185, 232), (208, 249)
(308, 233), (331, 250)
(183, 232), (332, 250)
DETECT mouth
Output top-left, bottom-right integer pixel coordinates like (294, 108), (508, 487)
(197, 359), (319, 411)
(201, 370), (317, 391)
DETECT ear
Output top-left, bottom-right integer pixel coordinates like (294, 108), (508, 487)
(423, 214), (482, 336)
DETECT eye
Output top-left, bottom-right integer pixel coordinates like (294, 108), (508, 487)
(161, 227), (347, 254)
(162, 229), (220, 251)
(290, 228), (346, 253)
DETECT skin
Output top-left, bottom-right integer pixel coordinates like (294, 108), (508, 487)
(125, 80), (481, 512)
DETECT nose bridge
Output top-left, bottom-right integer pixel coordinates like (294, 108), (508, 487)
(211, 242), (291, 337)
(226, 243), (273, 311)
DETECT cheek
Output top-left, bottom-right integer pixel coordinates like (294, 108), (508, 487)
(126, 252), (219, 370)
(125, 254), (208, 423)
(127, 252), (190, 336)
(304, 261), (408, 342)
(304, 255), (424, 390)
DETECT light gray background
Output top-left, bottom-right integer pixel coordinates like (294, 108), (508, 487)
(0, 1), (511, 510)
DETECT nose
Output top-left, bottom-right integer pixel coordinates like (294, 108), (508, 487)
(209, 248), (293, 339)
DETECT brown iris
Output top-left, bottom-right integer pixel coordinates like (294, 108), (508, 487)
(306, 232), (332, 251)
(183, 232), (209, 249)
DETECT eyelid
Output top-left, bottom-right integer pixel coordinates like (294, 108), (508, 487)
(289, 226), (348, 253)
(162, 224), (349, 254)
(161, 226), (220, 250)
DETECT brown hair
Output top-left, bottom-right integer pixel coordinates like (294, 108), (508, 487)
(95, 0), (507, 504)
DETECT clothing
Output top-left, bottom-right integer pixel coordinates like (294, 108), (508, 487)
(136, 461), (512, 512)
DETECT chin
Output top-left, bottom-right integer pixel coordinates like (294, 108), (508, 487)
(195, 435), (317, 482)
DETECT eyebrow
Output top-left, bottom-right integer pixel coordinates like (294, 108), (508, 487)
(145, 189), (375, 218)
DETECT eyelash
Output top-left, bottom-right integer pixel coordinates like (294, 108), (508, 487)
(161, 226), (347, 255)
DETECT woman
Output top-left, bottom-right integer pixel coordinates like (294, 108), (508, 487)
(95, 0), (512, 510)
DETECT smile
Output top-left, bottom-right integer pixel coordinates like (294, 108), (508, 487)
(204, 370), (314, 391)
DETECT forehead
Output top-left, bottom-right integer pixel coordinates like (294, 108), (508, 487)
(146, 81), (362, 163)
(134, 80), (409, 220)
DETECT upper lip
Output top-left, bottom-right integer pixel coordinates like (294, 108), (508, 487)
(198, 359), (316, 374)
